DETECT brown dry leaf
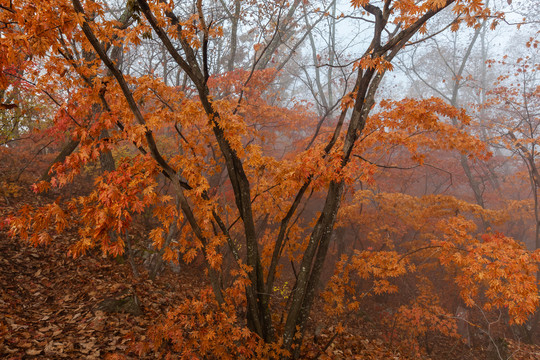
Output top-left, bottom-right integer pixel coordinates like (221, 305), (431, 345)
(4, 346), (18, 354)
(26, 348), (43, 355)
(87, 350), (101, 359)
(44, 340), (57, 355)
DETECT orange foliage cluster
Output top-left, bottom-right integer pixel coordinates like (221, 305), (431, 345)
(142, 289), (287, 360)
(435, 225), (540, 324)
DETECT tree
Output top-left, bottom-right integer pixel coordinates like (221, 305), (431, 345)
(3, 0), (538, 358)
(488, 39), (540, 251)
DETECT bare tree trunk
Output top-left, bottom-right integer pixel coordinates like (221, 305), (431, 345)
(456, 305), (471, 346)
(40, 139), (80, 182)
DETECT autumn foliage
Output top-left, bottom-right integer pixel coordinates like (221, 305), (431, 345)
(1, 0), (540, 359)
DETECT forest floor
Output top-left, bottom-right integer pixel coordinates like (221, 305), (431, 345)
(0, 187), (208, 359)
(1, 191), (540, 359)
(0, 216), (204, 359)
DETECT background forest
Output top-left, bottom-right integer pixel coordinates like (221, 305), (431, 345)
(1, 0), (540, 359)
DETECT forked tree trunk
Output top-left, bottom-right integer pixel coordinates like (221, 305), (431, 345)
(71, 0), (465, 356)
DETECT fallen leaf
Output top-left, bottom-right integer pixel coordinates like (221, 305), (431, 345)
(26, 348), (43, 355)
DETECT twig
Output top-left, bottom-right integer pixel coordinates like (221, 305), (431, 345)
(15, 140), (54, 181)
(313, 331), (339, 359)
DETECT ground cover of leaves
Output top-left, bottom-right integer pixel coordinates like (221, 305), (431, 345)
(0, 201), (204, 359)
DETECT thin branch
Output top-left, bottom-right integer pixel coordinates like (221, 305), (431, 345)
(354, 154), (421, 170)
(3, 71), (84, 128)
(405, 17), (460, 47)
(312, 331), (339, 360)
(0, 4), (16, 13)
(16, 140), (55, 181)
